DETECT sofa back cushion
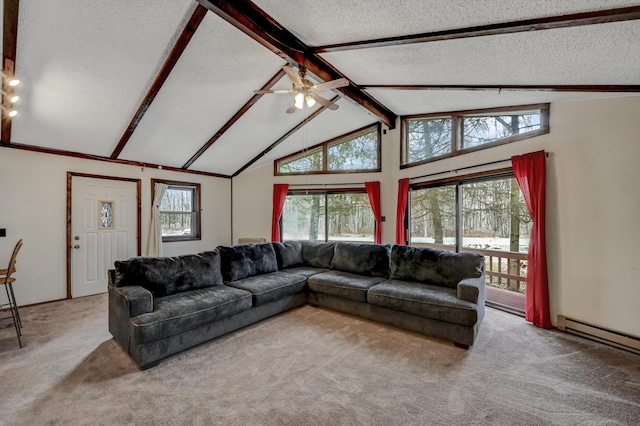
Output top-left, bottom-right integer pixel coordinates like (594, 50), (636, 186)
(114, 250), (223, 297)
(331, 242), (390, 277)
(272, 240), (303, 269)
(218, 243), (278, 282)
(389, 245), (484, 289)
(301, 241), (336, 268)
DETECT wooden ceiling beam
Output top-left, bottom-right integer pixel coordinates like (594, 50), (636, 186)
(182, 68), (285, 169)
(196, 0), (396, 129)
(314, 6), (640, 53)
(0, 141), (231, 179)
(110, 4), (208, 159)
(1, 0), (20, 143)
(232, 96), (339, 177)
(361, 84), (640, 93)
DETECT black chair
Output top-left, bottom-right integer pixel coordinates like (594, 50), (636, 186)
(1, 239), (23, 347)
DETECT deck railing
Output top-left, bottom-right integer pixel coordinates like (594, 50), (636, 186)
(411, 243), (527, 293)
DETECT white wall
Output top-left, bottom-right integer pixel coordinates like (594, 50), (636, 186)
(232, 96), (640, 337)
(0, 148), (231, 306)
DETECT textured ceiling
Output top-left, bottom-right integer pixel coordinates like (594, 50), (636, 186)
(4, 1), (640, 176)
(11, 0), (195, 156)
(118, 12), (285, 167)
(253, 0), (640, 46)
(321, 22), (640, 86)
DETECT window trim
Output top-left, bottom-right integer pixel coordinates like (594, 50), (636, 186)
(281, 187), (372, 242)
(274, 123), (382, 176)
(400, 104), (549, 169)
(152, 178), (201, 242)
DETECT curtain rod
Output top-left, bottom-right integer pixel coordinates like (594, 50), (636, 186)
(409, 151), (549, 182)
(288, 182), (365, 187)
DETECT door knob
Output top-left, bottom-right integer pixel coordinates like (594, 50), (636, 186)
(74, 236), (80, 240)
(74, 245), (80, 249)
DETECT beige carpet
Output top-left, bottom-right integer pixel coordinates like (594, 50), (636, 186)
(1, 295), (639, 426)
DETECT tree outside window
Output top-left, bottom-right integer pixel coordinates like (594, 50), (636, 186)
(153, 179), (201, 242)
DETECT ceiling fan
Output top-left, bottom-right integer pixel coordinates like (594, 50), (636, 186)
(254, 65), (349, 113)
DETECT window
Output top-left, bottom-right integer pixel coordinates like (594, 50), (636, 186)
(408, 171), (532, 314)
(275, 124), (381, 175)
(277, 147), (323, 174)
(402, 104), (548, 168)
(153, 179), (201, 242)
(282, 191), (375, 243)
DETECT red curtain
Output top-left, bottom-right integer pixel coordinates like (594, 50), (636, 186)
(512, 151), (552, 329)
(365, 181), (382, 244)
(395, 178), (410, 245)
(271, 184), (289, 242)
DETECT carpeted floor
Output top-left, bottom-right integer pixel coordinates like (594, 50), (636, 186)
(1, 295), (639, 425)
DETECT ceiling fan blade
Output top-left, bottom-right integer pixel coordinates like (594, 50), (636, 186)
(310, 94), (339, 110)
(253, 89), (292, 94)
(286, 98), (297, 114)
(283, 65), (303, 88)
(312, 78), (349, 92)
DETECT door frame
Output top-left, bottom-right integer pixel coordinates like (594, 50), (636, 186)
(66, 172), (142, 299)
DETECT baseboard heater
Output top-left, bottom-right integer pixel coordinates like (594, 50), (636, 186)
(557, 315), (640, 355)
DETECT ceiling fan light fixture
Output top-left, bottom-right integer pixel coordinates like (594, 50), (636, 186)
(305, 95), (316, 108)
(294, 92), (305, 109)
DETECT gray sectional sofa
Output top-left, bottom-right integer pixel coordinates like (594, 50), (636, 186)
(108, 241), (485, 369)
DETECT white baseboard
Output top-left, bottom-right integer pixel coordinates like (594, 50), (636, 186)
(557, 315), (640, 355)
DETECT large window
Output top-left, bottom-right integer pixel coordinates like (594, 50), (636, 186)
(402, 104), (548, 168)
(275, 124), (381, 175)
(282, 191), (375, 243)
(153, 179), (201, 242)
(408, 172), (532, 313)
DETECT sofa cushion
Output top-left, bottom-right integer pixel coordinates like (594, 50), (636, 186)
(273, 240), (303, 269)
(389, 245), (484, 289)
(130, 285), (252, 343)
(114, 251), (223, 297)
(331, 242), (390, 277)
(219, 243), (278, 282)
(368, 280), (478, 326)
(281, 266), (329, 278)
(301, 241), (336, 268)
(225, 271), (307, 306)
(308, 271), (385, 303)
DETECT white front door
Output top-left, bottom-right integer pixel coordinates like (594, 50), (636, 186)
(71, 176), (138, 298)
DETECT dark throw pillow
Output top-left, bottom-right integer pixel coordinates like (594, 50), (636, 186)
(273, 240), (303, 269)
(331, 242), (390, 277)
(114, 250), (223, 297)
(389, 245), (484, 289)
(218, 243), (278, 282)
(301, 241), (336, 269)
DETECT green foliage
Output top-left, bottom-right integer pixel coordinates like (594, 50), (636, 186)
(283, 193), (374, 241)
(410, 178), (532, 251)
(327, 130), (378, 171)
(406, 118), (452, 163)
(463, 113), (540, 148)
(277, 127), (379, 174)
(278, 148), (323, 173)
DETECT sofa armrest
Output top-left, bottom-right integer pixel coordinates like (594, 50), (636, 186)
(457, 275), (486, 305)
(109, 284), (153, 318)
(108, 284), (153, 353)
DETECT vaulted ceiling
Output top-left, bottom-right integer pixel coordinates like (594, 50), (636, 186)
(2, 0), (639, 178)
